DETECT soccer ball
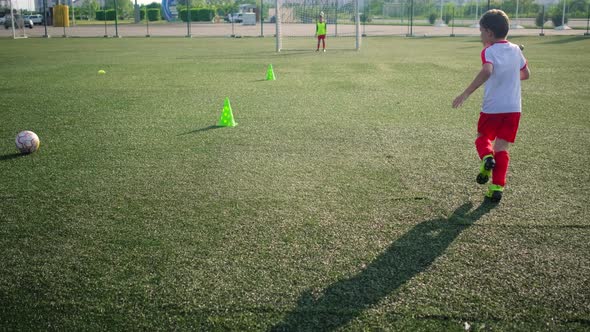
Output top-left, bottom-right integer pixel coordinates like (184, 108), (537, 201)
(15, 130), (40, 154)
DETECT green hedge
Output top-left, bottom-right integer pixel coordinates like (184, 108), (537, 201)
(551, 11), (568, 27)
(95, 9), (115, 21)
(535, 11), (548, 27)
(106, 9), (116, 20)
(147, 8), (160, 21)
(96, 9), (121, 21)
(428, 13), (436, 24)
(443, 12), (452, 24)
(178, 8), (215, 22)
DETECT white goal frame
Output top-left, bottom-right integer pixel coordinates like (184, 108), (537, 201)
(274, 0), (361, 52)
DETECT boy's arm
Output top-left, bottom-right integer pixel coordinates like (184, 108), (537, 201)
(520, 65), (530, 80)
(452, 63), (493, 108)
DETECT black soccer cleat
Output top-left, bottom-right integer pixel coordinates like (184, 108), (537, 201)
(486, 184), (504, 203)
(476, 155), (495, 184)
(476, 173), (489, 185)
(490, 190), (503, 202)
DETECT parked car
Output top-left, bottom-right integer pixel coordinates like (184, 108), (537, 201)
(226, 13), (243, 23)
(4, 15), (34, 29)
(0, 16), (6, 24)
(25, 14), (43, 25)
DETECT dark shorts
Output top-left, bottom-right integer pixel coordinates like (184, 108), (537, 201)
(317, 34), (326, 40)
(477, 112), (521, 143)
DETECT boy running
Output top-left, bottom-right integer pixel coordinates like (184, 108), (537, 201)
(452, 9), (530, 202)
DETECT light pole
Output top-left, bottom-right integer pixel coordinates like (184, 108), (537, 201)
(9, 0), (15, 39)
(511, 0), (523, 28)
(71, 0), (75, 26)
(43, 0), (49, 37)
(146, 8), (150, 37)
(231, 9), (235, 37)
(540, 5), (545, 36)
(103, 3), (108, 37)
(362, 0), (367, 36)
(186, 0), (191, 37)
(407, 0), (414, 36)
(114, 0), (120, 37)
(555, 0), (571, 29)
(435, 0), (446, 26)
(260, 0), (264, 37)
(471, 0), (479, 28)
(335, 0), (338, 37)
(450, 7), (455, 36)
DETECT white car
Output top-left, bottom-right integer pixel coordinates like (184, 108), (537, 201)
(25, 14), (43, 25)
(226, 13), (243, 23)
(4, 15), (34, 29)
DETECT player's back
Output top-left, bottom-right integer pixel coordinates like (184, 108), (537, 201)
(481, 41), (527, 114)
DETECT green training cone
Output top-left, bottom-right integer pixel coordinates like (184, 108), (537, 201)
(218, 97), (237, 127)
(266, 64), (276, 81)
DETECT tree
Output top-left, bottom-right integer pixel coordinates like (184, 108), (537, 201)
(535, 10), (548, 26)
(80, 0), (99, 19)
(105, 0), (133, 18)
(176, 0), (206, 7)
(443, 3), (455, 23)
(569, 0), (589, 17)
(550, 2), (569, 25)
(146, 2), (161, 9)
(368, 0), (384, 17)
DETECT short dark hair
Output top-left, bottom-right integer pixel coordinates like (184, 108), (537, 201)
(479, 9), (510, 38)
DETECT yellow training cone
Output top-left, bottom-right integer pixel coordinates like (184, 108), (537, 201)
(218, 97), (237, 127)
(266, 64), (276, 81)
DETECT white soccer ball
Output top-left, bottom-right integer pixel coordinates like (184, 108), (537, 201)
(15, 130), (40, 154)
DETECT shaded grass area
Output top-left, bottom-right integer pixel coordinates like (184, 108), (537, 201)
(0, 36), (589, 330)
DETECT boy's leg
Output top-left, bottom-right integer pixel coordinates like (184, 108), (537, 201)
(316, 38), (320, 51)
(322, 37), (326, 50)
(487, 112), (519, 202)
(475, 134), (493, 159)
(489, 138), (510, 191)
(485, 140), (509, 202)
(475, 134), (495, 184)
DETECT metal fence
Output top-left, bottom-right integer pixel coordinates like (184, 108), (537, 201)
(1, 0), (588, 39)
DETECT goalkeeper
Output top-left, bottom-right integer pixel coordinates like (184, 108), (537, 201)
(315, 12), (327, 52)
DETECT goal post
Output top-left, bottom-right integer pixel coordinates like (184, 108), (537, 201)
(8, 0), (30, 39)
(274, 0), (361, 52)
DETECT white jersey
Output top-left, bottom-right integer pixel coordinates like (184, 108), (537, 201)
(480, 41), (528, 114)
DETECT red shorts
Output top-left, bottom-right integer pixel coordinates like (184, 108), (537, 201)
(477, 112), (521, 143)
(317, 35), (326, 40)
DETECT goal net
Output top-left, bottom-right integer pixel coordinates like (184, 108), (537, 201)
(6, 0), (32, 39)
(272, 0), (361, 52)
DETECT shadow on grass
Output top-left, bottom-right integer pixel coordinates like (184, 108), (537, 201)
(0, 153), (25, 161)
(272, 200), (495, 331)
(178, 125), (224, 135)
(541, 36), (588, 45)
(274, 49), (356, 56)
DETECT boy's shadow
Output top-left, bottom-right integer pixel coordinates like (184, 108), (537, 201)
(272, 201), (495, 331)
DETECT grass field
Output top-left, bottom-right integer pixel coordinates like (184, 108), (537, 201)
(1, 36), (589, 331)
